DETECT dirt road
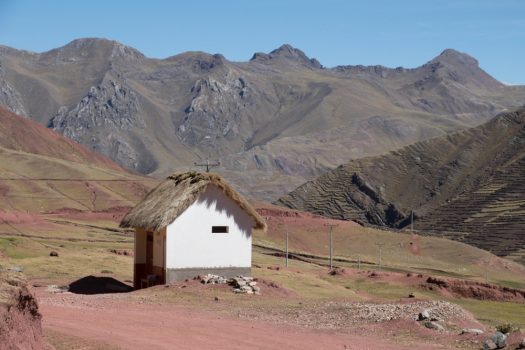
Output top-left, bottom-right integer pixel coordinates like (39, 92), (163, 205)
(38, 292), (427, 350)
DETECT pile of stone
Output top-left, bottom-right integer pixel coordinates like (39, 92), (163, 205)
(197, 274), (260, 295)
(230, 276), (260, 295)
(199, 274), (229, 285)
(325, 300), (467, 324)
(417, 309), (445, 331)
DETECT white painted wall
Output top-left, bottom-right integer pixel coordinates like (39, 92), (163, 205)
(166, 185), (253, 269)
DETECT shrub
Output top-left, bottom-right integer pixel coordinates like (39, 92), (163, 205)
(496, 323), (516, 334)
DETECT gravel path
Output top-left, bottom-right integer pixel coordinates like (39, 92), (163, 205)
(37, 290), (456, 350)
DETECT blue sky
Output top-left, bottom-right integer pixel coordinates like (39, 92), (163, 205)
(0, 0), (523, 84)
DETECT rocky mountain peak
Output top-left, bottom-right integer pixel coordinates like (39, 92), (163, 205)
(417, 48), (503, 90)
(41, 38), (145, 63)
(251, 44), (322, 69)
(431, 48), (479, 67)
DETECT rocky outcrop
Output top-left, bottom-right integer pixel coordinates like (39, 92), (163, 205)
(177, 76), (254, 151)
(0, 61), (27, 117)
(49, 77), (144, 140)
(251, 44), (323, 69)
(0, 80), (27, 117)
(0, 270), (47, 349)
(48, 77), (155, 173)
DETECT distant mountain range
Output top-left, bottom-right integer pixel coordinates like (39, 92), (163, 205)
(277, 108), (525, 264)
(1, 38), (524, 199)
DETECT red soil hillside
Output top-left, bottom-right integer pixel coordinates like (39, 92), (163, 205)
(0, 106), (157, 213)
(0, 106), (124, 172)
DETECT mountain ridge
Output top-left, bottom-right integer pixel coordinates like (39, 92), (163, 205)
(1, 38), (524, 200)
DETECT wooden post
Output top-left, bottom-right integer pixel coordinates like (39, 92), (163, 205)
(285, 231), (289, 268)
(375, 243), (385, 272)
(324, 223), (338, 270)
(330, 228), (333, 270)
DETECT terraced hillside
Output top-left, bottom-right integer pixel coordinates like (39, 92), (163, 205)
(277, 108), (525, 262)
(416, 156), (525, 263)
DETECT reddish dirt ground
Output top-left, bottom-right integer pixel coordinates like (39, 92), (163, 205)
(37, 289), (448, 350)
(47, 206), (133, 222)
(0, 210), (47, 225)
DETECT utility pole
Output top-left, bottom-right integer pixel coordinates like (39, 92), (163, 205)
(411, 210), (414, 233)
(375, 243), (385, 272)
(484, 258), (490, 284)
(194, 158), (220, 172)
(324, 223), (338, 270)
(285, 231), (289, 268)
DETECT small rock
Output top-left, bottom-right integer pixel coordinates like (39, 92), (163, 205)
(408, 292), (415, 298)
(7, 266), (24, 272)
(424, 321), (444, 331)
(418, 309), (430, 321)
(517, 338), (525, 349)
(214, 297), (219, 301)
(483, 339), (497, 350)
(461, 328), (484, 335)
(252, 286), (261, 293)
(49, 251), (59, 257)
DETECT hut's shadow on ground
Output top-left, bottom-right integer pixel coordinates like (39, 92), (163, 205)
(68, 275), (133, 295)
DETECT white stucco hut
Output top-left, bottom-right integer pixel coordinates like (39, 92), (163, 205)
(120, 172), (266, 289)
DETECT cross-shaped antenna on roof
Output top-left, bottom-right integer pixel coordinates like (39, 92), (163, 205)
(194, 158), (220, 172)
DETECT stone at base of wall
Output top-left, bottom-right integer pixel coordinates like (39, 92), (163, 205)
(166, 267), (251, 282)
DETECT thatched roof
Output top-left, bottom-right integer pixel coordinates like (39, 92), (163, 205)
(120, 172), (266, 231)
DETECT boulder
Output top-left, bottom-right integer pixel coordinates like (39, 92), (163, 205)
(418, 309), (430, 321)
(424, 321), (444, 331)
(491, 331), (507, 349)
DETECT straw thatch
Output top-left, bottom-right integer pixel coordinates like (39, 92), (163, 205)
(120, 171), (266, 231)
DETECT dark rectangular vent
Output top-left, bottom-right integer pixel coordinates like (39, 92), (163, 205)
(212, 226), (229, 233)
